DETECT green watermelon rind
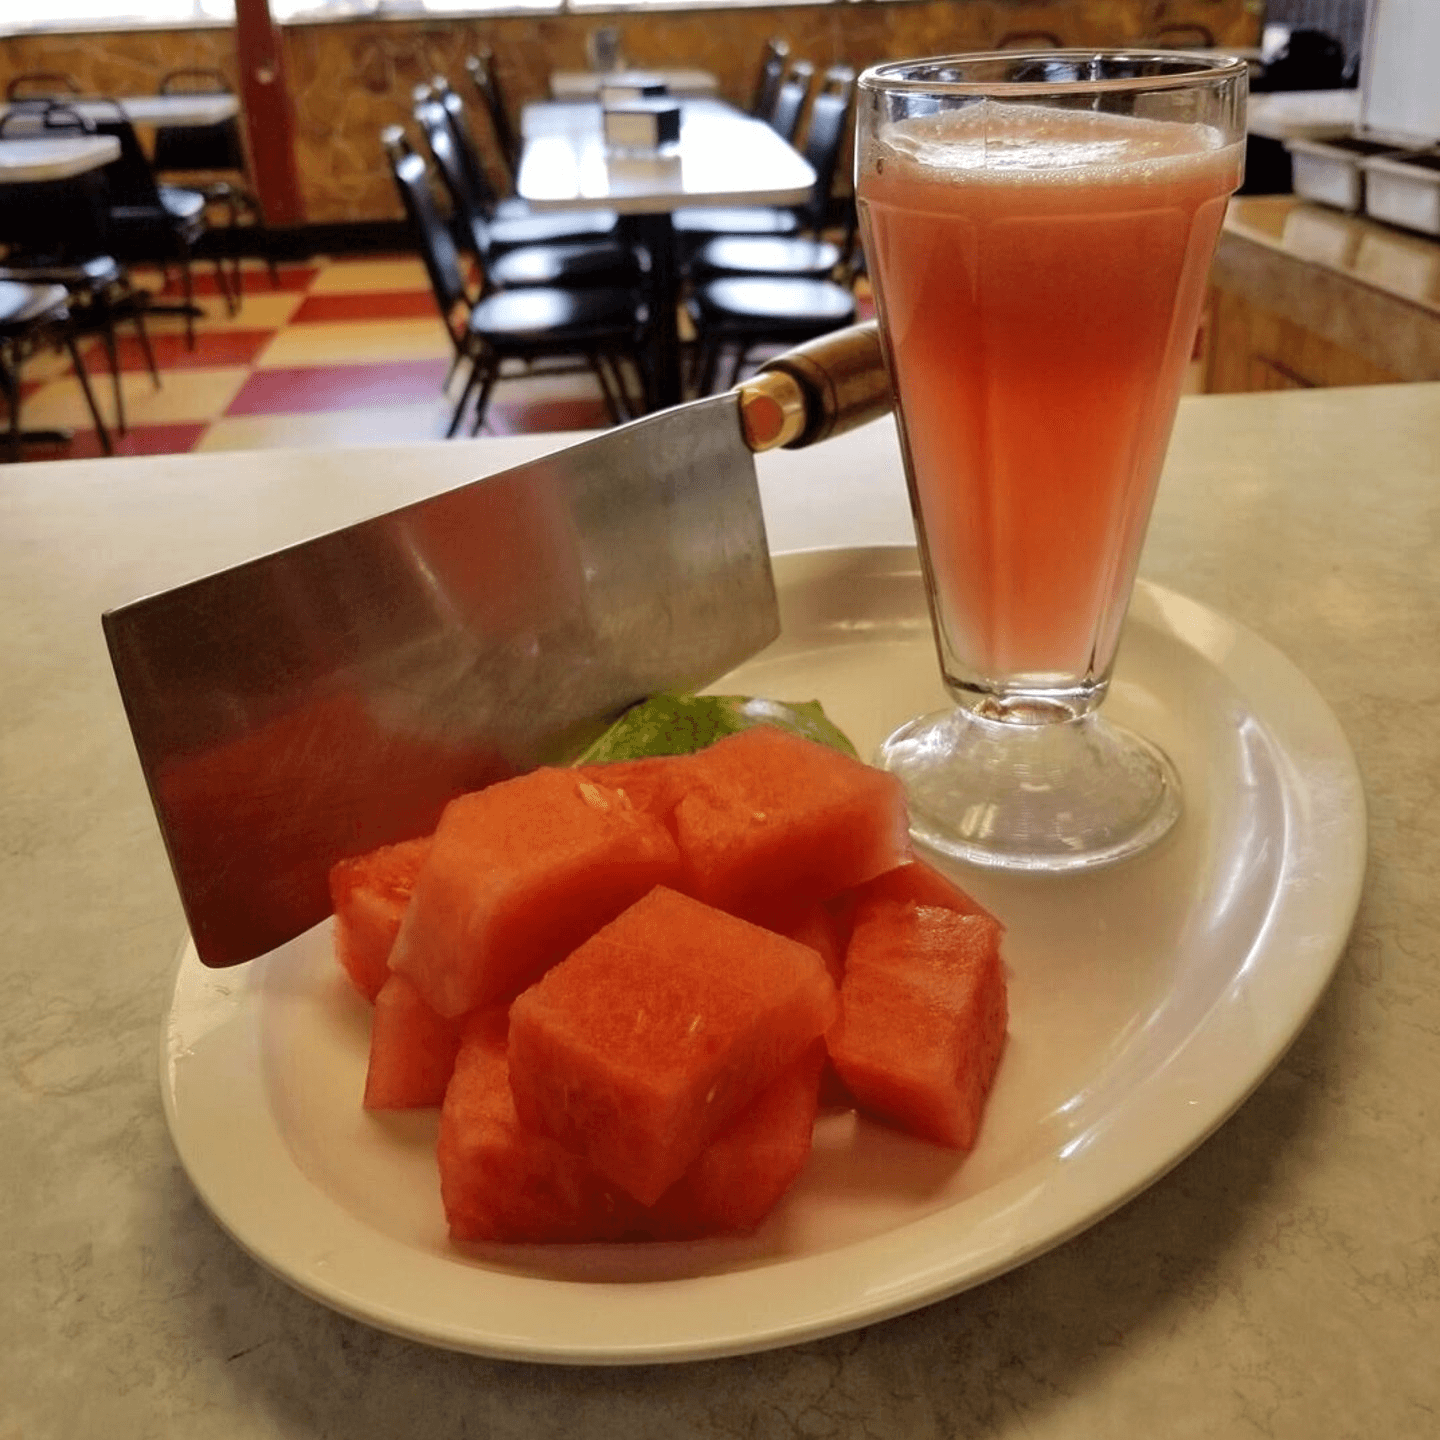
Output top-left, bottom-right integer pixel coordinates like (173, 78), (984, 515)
(569, 692), (859, 766)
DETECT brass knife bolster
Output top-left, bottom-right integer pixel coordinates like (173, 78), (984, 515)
(737, 320), (891, 453)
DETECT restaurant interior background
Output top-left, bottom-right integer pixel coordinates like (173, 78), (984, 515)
(4, 0), (1436, 459)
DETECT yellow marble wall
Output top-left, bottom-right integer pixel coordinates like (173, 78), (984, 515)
(2, 0), (1260, 226)
(0, 26), (237, 97)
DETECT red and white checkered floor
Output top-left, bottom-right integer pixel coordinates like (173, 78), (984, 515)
(12, 253), (627, 461)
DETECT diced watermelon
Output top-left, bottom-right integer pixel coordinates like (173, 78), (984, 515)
(827, 901), (1007, 1150)
(507, 886), (838, 1206)
(648, 1039), (824, 1238)
(388, 768), (682, 1017)
(363, 972), (463, 1109)
(849, 857), (999, 924)
(438, 1010), (649, 1243)
(668, 725), (911, 918)
(572, 755), (690, 829)
(329, 836), (433, 1001)
(769, 901), (845, 987)
(438, 1016), (824, 1243)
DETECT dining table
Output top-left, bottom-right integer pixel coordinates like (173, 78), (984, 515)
(0, 93), (241, 131)
(3, 378), (1438, 1435)
(516, 96), (815, 409)
(0, 132), (118, 182)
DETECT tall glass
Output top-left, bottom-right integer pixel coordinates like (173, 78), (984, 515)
(857, 51), (1247, 870)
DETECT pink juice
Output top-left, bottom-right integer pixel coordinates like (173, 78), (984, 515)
(859, 106), (1241, 698)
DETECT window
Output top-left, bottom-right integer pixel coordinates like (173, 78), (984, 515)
(0, 0), (231, 30)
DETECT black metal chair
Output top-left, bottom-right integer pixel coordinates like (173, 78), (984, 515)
(0, 104), (160, 434)
(150, 68), (279, 300)
(676, 66), (855, 257)
(0, 256), (158, 437)
(4, 73), (80, 102)
(767, 60), (815, 144)
(995, 30), (1064, 49)
(412, 92), (626, 270)
(84, 98), (235, 346)
(749, 38), (790, 120)
(465, 50), (523, 189)
(686, 69), (857, 283)
(686, 274), (856, 395)
(420, 78), (528, 222)
(382, 126), (646, 437)
(0, 279), (112, 459)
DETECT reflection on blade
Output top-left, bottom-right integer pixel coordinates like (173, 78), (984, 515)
(104, 397), (778, 967)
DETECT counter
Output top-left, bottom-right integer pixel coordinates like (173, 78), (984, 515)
(1207, 195), (1440, 389)
(3, 382), (1438, 1434)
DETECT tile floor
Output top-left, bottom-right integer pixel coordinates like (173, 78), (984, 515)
(8, 253), (638, 462)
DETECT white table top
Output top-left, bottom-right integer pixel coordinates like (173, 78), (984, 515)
(2, 380), (1439, 1434)
(0, 133), (118, 182)
(0, 93), (240, 130)
(550, 67), (720, 100)
(517, 97), (815, 213)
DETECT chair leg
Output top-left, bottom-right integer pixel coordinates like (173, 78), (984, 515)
(224, 193), (245, 312)
(177, 244), (197, 350)
(467, 362), (502, 436)
(447, 350), (485, 438)
(64, 332), (113, 455)
(693, 337), (722, 397)
(93, 295), (128, 435)
(131, 302), (161, 390)
(589, 353), (625, 426)
(725, 343), (753, 391)
(211, 245), (237, 319)
(2, 343), (20, 463)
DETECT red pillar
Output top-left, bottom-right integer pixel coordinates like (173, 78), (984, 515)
(235, 0), (305, 225)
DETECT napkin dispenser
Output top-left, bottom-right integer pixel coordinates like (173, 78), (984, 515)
(599, 72), (670, 103)
(602, 96), (681, 153)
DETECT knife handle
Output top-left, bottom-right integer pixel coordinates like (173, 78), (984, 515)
(738, 320), (893, 453)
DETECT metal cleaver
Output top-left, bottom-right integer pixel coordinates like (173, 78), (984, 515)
(105, 322), (892, 968)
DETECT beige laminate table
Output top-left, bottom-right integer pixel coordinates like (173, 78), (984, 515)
(517, 97), (814, 409)
(3, 382), (1438, 1435)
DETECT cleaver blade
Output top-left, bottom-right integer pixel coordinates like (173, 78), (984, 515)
(103, 322), (891, 967)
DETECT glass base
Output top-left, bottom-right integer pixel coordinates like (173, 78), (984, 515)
(876, 705), (1181, 873)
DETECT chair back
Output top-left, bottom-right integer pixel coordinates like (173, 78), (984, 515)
(5, 72), (80, 101)
(795, 70), (854, 232)
(152, 69), (248, 174)
(0, 106), (111, 259)
(413, 96), (493, 257)
(431, 78), (503, 213)
(995, 30), (1063, 48)
(83, 99), (165, 209)
(382, 126), (472, 336)
(465, 51), (521, 182)
(769, 61), (814, 144)
(749, 38), (790, 118)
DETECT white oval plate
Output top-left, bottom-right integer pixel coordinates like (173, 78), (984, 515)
(161, 548), (1366, 1365)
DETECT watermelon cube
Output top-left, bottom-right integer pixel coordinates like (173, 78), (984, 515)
(438, 1010), (649, 1244)
(648, 1040), (825, 1238)
(573, 755), (691, 828)
(507, 886), (838, 1205)
(363, 972), (463, 1110)
(329, 836), (433, 1002)
(849, 858), (999, 925)
(388, 767), (682, 1017)
(770, 901), (845, 986)
(669, 726), (911, 918)
(827, 900), (1007, 1150)
(438, 1017), (824, 1243)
